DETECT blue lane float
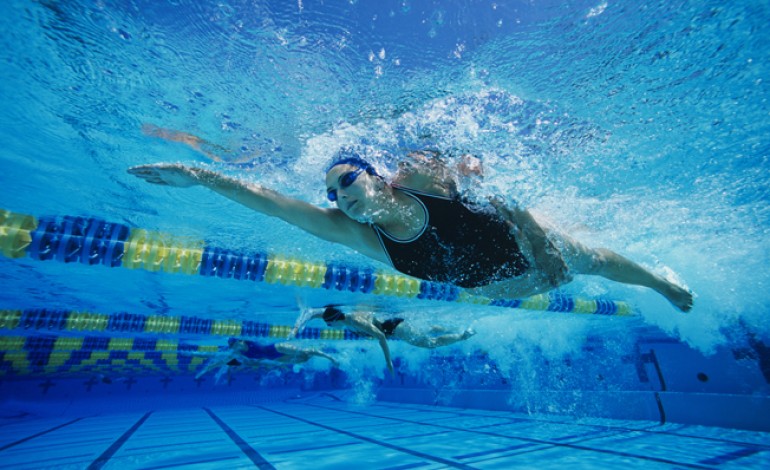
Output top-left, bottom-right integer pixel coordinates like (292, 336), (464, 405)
(0, 309), (362, 341)
(0, 208), (635, 316)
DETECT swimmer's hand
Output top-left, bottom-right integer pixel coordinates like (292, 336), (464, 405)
(457, 154), (483, 177)
(128, 163), (202, 188)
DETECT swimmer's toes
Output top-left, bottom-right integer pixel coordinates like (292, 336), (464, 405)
(683, 294), (694, 312)
(676, 290), (694, 312)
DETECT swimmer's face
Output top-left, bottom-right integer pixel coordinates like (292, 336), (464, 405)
(325, 164), (383, 222)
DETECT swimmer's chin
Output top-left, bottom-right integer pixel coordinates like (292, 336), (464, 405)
(351, 213), (374, 224)
(354, 207), (388, 224)
(344, 209), (374, 224)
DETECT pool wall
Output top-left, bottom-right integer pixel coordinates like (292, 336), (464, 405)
(2, 335), (768, 432)
(378, 337), (770, 432)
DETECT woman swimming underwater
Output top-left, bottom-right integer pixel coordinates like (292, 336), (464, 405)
(186, 338), (337, 384)
(129, 137), (693, 311)
(289, 305), (476, 373)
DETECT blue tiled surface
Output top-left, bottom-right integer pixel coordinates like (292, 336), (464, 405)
(1, 396), (768, 469)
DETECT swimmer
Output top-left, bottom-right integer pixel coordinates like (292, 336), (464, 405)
(289, 305), (476, 373)
(187, 338), (338, 384)
(129, 138), (693, 312)
(142, 123), (258, 164)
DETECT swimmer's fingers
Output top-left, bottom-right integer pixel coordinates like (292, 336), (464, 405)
(128, 168), (171, 186)
(128, 167), (167, 184)
(128, 163), (199, 188)
(128, 162), (182, 173)
(127, 165), (156, 176)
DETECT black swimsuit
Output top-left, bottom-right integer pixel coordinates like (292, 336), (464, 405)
(322, 307), (402, 338)
(373, 318), (404, 337)
(373, 186), (529, 288)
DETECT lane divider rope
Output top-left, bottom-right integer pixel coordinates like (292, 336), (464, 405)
(0, 208), (634, 316)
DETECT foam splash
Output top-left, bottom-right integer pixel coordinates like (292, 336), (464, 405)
(291, 87), (768, 360)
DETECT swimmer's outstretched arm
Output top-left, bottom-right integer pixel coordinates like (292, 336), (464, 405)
(128, 163), (375, 254)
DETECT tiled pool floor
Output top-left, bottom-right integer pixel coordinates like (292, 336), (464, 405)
(0, 396), (768, 469)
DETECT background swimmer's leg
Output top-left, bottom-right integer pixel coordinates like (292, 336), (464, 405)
(213, 364), (230, 384)
(142, 123), (259, 163)
(194, 357), (219, 380)
(393, 323), (475, 349)
(275, 343), (338, 366)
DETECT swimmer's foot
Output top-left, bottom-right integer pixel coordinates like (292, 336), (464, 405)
(660, 282), (694, 312)
(141, 123), (207, 151)
(141, 123), (190, 142)
(462, 327), (477, 340)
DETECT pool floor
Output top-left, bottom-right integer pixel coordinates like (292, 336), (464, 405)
(1, 396), (768, 469)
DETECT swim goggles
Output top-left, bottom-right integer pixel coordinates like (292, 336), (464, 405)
(327, 168), (364, 202)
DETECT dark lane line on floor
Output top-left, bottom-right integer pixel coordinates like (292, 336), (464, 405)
(255, 405), (477, 470)
(375, 401), (770, 450)
(0, 417), (84, 451)
(88, 412), (152, 470)
(301, 402), (714, 470)
(204, 408), (275, 470)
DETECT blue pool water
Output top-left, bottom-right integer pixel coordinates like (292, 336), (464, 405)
(1, 0), (769, 467)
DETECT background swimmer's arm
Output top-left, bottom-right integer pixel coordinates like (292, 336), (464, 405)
(128, 163), (371, 249)
(348, 315), (393, 373)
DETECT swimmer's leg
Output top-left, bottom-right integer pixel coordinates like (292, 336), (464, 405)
(275, 343), (338, 366)
(535, 227), (693, 312)
(141, 123), (229, 162)
(195, 358), (219, 380)
(575, 247), (693, 312)
(213, 364), (231, 385)
(393, 323), (475, 349)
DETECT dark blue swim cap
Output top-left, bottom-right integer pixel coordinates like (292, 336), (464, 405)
(325, 147), (380, 177)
